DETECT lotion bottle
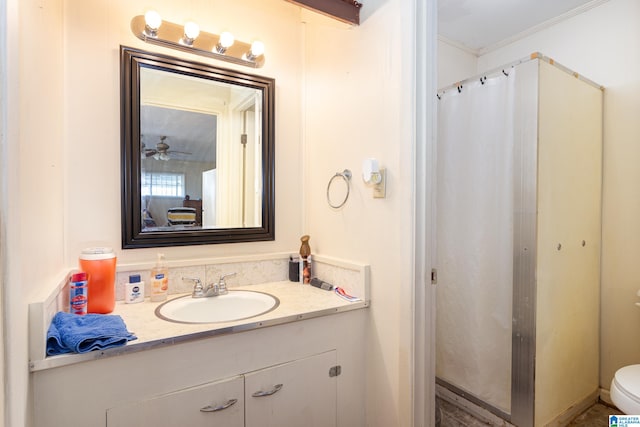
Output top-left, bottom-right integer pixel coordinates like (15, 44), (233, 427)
(150, 253), (169, 302)
(125, 274), (145, 304)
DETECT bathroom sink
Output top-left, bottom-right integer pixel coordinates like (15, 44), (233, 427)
(155, 290), (279, 324)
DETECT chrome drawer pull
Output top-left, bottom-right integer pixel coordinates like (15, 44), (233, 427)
(251, 383), (283, 397)
(200, 398), (238, 412)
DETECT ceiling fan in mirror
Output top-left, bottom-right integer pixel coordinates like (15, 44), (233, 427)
(141, 135), (192, 161)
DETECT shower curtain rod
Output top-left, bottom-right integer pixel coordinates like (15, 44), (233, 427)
(437, 52), (604, 97)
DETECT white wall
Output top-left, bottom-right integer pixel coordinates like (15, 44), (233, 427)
(475, 0), (640, 392)
(437, 39), (477, 89)
(303, 0), (416, 424)
(4, 0), (66, 425)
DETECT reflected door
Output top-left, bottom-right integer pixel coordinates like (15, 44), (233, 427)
(202, 169), (217, 227)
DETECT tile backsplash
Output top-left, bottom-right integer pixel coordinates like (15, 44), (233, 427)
(115, 258), (289, 300)
(114, 255), (367, 300)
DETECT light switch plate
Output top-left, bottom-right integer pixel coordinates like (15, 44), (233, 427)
(373, 168), (386, 198)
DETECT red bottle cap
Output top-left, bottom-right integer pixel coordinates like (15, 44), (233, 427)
(71, 272), (87, 282)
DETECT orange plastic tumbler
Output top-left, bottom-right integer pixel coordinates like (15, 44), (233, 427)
(79, 247), (117, 314)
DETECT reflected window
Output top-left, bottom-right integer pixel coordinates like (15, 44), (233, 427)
(141, 172), (185, 197)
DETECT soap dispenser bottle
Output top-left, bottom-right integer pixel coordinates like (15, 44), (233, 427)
(150, 253), (169, 302)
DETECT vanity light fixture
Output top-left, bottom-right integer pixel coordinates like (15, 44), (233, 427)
(131, 13), (265, 68)
(362, 158), (386, 199)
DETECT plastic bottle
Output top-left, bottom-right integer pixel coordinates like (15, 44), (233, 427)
(299, 235), (312, 284)
(150, 253), (169, 302)
(69, 272), (89, 315)
(303, 254), (312, 284)
(125, 274), (145, 304)
(79, 247), (117, 314)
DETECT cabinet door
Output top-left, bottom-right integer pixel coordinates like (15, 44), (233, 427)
(106, 375), (244, 427)
(245, 350), (337, 427)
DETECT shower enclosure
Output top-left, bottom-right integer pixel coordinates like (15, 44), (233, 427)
(436, 54), (603, 427)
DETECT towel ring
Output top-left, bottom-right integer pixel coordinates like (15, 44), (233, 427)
(327, 169), (352, 209)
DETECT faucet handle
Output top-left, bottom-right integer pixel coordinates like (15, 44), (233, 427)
(217, 272), (236, 293)
(219, 272), (237, 282)
(183, 277), (204, 298)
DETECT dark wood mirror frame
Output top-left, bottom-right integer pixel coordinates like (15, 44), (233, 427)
(120, 46), (275, 248)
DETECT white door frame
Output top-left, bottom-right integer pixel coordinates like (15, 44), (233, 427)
(412, 0), (437, 426)
(0, 0), (8, 423)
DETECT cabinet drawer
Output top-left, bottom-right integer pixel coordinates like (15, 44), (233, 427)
(106, 375), (244, 427)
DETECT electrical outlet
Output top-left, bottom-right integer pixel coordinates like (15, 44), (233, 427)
(373, 168), (386, 198)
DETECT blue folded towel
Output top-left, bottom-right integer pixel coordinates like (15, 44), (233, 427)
(46, 311), (137, 356)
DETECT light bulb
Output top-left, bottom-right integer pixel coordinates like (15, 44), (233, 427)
(144, 10), (162, 32)
(220, 32), (234, 48)
(215, 31), (235, 54)
(250, 41), (265, 57)
(245, 41), (265, 61)
(183, 21), (200, 44)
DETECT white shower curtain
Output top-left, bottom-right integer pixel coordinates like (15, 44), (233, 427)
(436, 70), (516, 412)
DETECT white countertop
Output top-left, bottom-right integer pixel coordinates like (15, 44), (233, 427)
(30, 281), (368, 372)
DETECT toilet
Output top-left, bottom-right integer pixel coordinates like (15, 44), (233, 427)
(611, 365), (640, 414)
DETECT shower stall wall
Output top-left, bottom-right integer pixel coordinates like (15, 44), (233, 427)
(436, 54), (603, 427)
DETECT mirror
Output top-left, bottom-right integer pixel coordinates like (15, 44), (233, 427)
(121, 46), (275, 248)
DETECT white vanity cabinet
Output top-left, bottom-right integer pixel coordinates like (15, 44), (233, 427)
(32, 311), (365, 427)
(104, 351), (337, 427)
(245, 351), (337, 427)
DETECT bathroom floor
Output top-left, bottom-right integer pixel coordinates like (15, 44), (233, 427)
(437, 398), (620, 426)
(437, 397), (495, 426)
(567, 403), (621, 426)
